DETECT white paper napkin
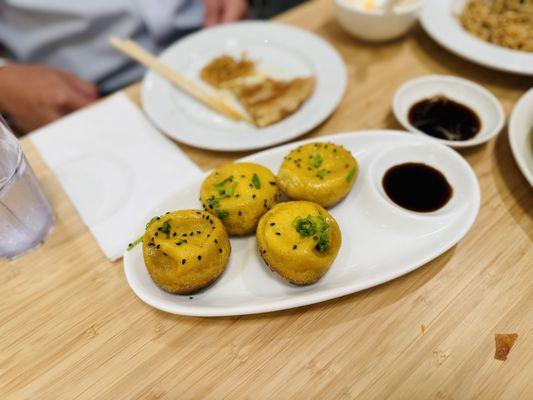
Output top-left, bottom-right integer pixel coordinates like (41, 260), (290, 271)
(31, 93), (202, 261)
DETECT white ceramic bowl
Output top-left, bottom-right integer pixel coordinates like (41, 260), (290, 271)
(509, 89), (533, 186)
(333, 0), (422, 42)
(393, 75), (505, 148)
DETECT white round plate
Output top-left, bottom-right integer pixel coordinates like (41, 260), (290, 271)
(123, 130), (481, 317)
(509, 89), (533, 186)
(141, 21), (347, 152)
(393, 75), (505, 148)
(420, 0), (533, 76)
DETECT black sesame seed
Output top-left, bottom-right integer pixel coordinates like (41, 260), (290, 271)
(173, 232), (177, 237)
(252, 194), (256, 199)
(156, 244), (160, 249)
(270, 222), (275, 226)
(198, 255), (202, 261)
(176, 242), (182, 246)
(269, 181), (276, 185)
(182, 233), (187, 237)
(219, 248), (222, 253)
(276, 232), (281, 236)
(238, 211), (242, 216)
(163, 252), (167, 256)
(189, 296), (193, 299)
(182, 259), (186, 264)
(156, 217), (160, 220)
(197, 230), (201, 234)
(293, 245), (297, 250)
(214, 239), (218, 244)
(155, 232), (158, 236)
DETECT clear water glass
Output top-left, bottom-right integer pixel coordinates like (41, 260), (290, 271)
(0, 116), (55, 259)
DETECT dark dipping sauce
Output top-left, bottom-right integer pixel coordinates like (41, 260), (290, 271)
(408, 95), (481, 141)
(383, 163), (453, 213)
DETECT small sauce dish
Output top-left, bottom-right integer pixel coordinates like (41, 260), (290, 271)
(393, 75), (505, 148)
(333, 0), (422, 42)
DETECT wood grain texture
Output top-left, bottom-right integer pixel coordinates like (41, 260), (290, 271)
(1, 0), (532, 398)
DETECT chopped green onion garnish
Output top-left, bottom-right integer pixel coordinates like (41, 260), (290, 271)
(293, 214), (330, 252)
(217, 210), (229, 218)
(316, 169), (328, 179)
(208, 196), (221, 208)
(146, 216), (158, 229)
(252, 173), (261, 189)
(127, 235), (143, 251)
(308, 153), (323, 168)
(214, 175), (234, 190)
(161, 219), (172, 237)
(294, 215), (317, 237)
(347, 167), (357, 182)
(315, 234), (330, 252)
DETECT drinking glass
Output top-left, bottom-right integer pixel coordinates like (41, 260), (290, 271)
(0, 116), (55, 259)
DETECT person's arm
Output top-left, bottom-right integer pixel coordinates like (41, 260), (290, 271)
(202, 0), (249, 26)
(0, 65), (99, 132)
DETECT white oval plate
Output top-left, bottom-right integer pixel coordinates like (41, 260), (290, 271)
(141, 21), (347, 152)
(123, 131), (481, 316)
(420, 0), (533, 76)
(509, 89), (533, 186)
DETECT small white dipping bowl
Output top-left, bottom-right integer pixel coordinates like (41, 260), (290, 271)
(333, 0), (422, 42)
(393, 75), (505, 148)
(509, 89), (533, 186)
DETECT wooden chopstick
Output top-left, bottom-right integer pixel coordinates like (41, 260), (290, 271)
(109, 37), (254, 125)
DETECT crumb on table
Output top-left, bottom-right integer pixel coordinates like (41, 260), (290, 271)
(494, 333), (518, 361)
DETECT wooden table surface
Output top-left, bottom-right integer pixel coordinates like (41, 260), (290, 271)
(2, 0), (532, 398)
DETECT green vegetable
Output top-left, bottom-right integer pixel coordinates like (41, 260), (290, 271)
(161, 219), (172, 238)
(308, 153), (323, 168)
(207, 196), (221, 209)
(347, 167), (357, 182)
(217, 210), (229, 218)
(293, 214), (330, 252)
(127, 235), (143, 251)
(252, 173), (261, 189)
(146, 217), (158, 229)
(127, 215), (161, 251)
(315, 234), (330, 252)
(226, 182), (238, 197)
(212, 176), (238, 211)
(294, 215), (317, 237)
(317, 215), (329, 232)
(316, 169), (328, 179)
(214, 175), (234, 190)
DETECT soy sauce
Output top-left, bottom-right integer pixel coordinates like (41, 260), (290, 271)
(408, 95), (481, 141)
(382, 163), (453, 212)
